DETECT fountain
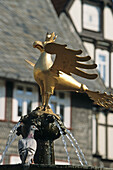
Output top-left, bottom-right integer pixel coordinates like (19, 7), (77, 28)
(0, 32), (113, 170)
(0, 106), (87, 166)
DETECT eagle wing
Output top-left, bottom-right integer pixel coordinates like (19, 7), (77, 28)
(44, 43), (98, 79)
(86, 90), (113, 108)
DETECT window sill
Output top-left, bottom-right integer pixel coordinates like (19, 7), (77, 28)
(93, 154), (113, 162)
(80, 30), (103, 41)
(93, 153), (102, 159)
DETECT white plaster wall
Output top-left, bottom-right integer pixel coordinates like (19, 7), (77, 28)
(69, 0), (82, 33)
(111, 52), (113, 89)
(92, 114), (96, 154)
(108, 127), (113, 159)
(104, 6), (113, 41)
(64, 92), (71, 129)
(83, 42), (95, 60)
(98, 126), (106, 158)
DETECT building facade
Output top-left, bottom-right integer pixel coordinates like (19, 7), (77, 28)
(52, 0), (113, 167)
(0, 0), (111, 167)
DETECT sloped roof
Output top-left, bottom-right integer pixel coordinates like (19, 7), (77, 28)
(0, 0), (106, 91)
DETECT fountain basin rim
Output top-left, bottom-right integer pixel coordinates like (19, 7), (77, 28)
(0, 164), (112, 170)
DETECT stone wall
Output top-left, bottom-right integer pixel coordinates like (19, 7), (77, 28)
(54, 92), (93, 165)
(71, 92), (93, 165)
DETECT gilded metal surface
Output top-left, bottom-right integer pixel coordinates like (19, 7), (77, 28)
(34, 106), (60, 120)
(26, 32), (113, 109)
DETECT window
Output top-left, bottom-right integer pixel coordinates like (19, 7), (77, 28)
(0, 80), (5, 120)
(50, 102), (56, 113)
(26, 87), (32, 95)
(17, 98), (23, 117)
(59, 92), (65, 99)
(83, 3), (101, 32)
(12, 83), (39, 122)
(17, 86), (23, 94)
(92, 109), (113, 159)
(60, 105), (64, 122)
(95, 49), (109, 87)
(49, 91), (71, 129)
(27, 100), (32, 114)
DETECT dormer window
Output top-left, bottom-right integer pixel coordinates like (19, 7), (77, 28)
(83, 3), (101, 32)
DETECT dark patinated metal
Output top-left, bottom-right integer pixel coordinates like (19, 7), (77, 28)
(16, 106), (66, 164)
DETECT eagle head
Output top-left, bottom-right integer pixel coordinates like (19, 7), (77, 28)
(33, 32), (57, 52)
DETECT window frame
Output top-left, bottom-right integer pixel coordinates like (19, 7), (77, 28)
(12, 83), (39, 122)
(82, 3), (101, 32)
(92, 108), (113, 160)
(66, 0), (103, 39)
(81, 0), (103, 39)
(95, 48), (109, 87)
(49, 91), (71, 129)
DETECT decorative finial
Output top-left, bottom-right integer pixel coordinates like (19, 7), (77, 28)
(45, 32), (57, 43)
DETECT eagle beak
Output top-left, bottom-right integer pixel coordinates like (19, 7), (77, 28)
(33, 41), (44, 52)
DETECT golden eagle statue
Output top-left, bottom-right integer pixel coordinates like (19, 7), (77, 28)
(26, 32), (113, 111)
